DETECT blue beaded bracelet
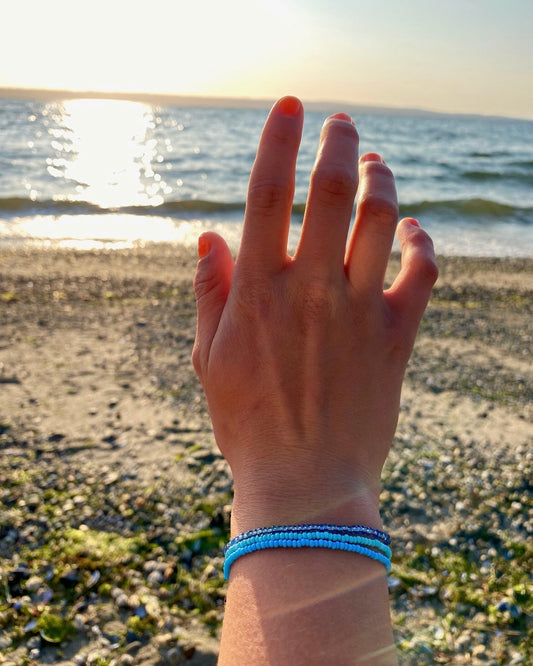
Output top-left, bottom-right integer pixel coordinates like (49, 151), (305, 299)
(224, 524), (392, 579)
(225, 531), (392, 560)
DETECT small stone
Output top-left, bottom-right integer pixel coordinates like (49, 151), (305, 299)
(133, 605), (147, 619)
(154, 632), (174, 647)
(24, 619), (38, 633)
(455, 631), (472, 650)
(87, 649), (110, 664)
(433, 626), (445, 641)
(73, 614), (87, 632)
(102, 432), (117, 445)
(118, 656), (135, 665)
(35, 587), (53, 604)
(147, 570), (164, 585)
(114, 593), (129, 608)
(27, 493), (41, 508)
(87, 570), (101, 588)
(127, 594), (141, 609)
(25, 575), (44, 592)
(104, 471), (120, 485)
(164, 647), (184, 663)
(145, 596), (161, 619)
(387, 577), (401, 591)
(124, 636), (143, 650)
(182, 643), (196, 659)
(60, 569), (80, 588)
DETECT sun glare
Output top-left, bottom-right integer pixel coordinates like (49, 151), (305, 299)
(47, 98), (160, 209)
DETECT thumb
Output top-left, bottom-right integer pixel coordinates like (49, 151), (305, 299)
(192, 231), (234, 379)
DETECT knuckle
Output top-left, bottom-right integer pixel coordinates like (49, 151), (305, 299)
(247, 178), (292, 213)
(295, 278), (337, 324)
(191, 342), (202, 376)
(269, 124), (296, 146)
(420, 252), (439, 285)
(362, 159), (393, 178)
(234, 276), (276, 321)
(193, 265), (232, 314)
(357, 190), (399, 227)
(407, 229), (439, 284)
(323, 117), (359, 143)
(193, 266), (219, 301)
(313, 163), (357, 201)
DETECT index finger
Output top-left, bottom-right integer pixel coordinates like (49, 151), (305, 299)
(238, 97), (304, 273)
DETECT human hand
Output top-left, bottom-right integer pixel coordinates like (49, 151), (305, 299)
(192, 96), (437, 536)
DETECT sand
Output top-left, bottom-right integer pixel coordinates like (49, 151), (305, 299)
(0, 245), (531, 664)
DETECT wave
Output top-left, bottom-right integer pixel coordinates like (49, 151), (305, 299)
(0, 196), (308, 218)
(401, 198), (533, 223)
(467, 151), (513, 158)
(509, 160), (533, 168)
(0, 195), (531, 225)
(461, 170), (533, 184)
(0, 196), (245, 216)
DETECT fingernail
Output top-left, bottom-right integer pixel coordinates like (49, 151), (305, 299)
(278, 96), (301, 117)
(359, 152), (385, 164)
(329, 112), (355, 125)
(198, 235), (211, 259)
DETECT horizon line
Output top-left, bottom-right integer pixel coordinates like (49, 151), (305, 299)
(0, 86), (531, 123)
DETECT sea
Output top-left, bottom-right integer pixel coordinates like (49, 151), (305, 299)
(1, 95), (532, 257)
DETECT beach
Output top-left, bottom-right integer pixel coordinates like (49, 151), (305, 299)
(0, 245), (531, 665)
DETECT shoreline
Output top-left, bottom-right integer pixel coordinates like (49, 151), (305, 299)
(4, 86), (531, 122)
(1, 246), (531, 664)
(2, 216), (533, 259)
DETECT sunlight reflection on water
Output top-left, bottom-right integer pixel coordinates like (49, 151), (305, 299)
(0, 214), (246, 251)
(46, 99), (165, 209)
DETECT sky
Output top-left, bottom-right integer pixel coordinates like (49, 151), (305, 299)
(1, 0), (532, 119)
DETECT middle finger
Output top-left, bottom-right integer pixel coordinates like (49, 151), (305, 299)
(294, 114), (359, 279)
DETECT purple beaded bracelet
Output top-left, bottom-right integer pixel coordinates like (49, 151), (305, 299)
(224, 524), (392, 579)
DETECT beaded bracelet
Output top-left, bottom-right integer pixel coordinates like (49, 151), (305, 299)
(225, 523), (391, 549)
(224, 524), (392, 579)
(225, 531), (392, 561)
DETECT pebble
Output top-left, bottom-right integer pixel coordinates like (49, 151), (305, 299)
(118, 656), (135, 665)
(25, 575), (44, 592)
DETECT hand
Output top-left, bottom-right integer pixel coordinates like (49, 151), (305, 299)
(192, 96), (437, 536)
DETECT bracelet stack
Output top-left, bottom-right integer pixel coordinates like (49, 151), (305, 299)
(224, 523), (392, 579)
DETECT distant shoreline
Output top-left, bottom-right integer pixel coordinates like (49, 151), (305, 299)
(1, 86), (531, 123)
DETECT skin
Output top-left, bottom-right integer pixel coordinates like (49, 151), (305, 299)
(192, 96), (438, 665)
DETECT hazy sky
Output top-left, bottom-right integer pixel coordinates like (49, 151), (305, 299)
(2, 0), (532, 119)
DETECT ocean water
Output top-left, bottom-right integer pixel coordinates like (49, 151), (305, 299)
(1, 95), (532, 256)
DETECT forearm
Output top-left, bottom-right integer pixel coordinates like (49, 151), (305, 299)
(219, 534), (397, 665)
(218, 492), (398, 665)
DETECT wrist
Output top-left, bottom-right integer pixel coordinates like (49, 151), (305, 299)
(230, 473), (383, 537)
